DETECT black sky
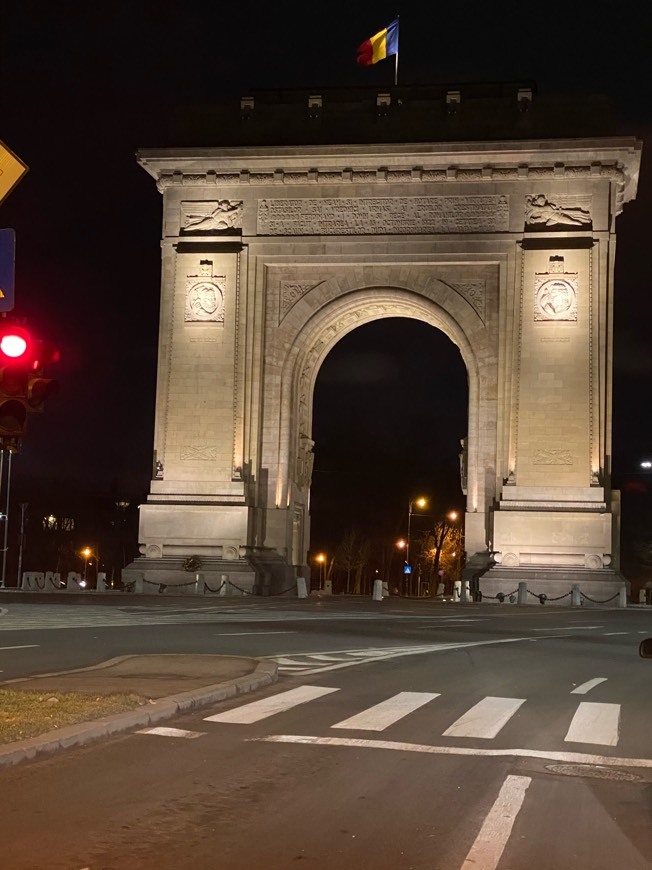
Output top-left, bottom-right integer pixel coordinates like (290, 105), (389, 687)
(1, 1), (650, 551)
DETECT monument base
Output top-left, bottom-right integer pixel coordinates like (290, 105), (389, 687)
(122, 552), (304, 597)
(478, 566), (628, 607)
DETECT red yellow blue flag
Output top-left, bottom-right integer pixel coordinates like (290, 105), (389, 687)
(357, 19), (399, 67)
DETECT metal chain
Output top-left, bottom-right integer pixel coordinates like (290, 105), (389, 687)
(579, 591), (620, 605)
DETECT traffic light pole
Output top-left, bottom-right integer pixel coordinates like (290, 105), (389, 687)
(0, 447), (12, 588)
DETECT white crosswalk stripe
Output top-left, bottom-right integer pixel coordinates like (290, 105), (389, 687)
(332, 691), (440, 731)
(203, 685), (339, 724)
(203, 686), (626, 750)
(443, 697), (526, 740)
(564, 701), (620, 746)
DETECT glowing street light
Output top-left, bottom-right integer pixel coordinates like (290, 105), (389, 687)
(406, 496), (427, 570)
(315, 552), (326, 589)
(81, 547), (92, 583)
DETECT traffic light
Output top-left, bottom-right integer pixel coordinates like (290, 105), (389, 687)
(0, 320), (59, 448)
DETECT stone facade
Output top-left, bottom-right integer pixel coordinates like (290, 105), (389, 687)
(130, 130), (641, 597)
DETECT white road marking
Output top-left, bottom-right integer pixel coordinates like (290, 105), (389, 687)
(443, 696), (526, 739)
(138, 727), (204, 739)
(204, 685), (339, 724)
(564, 701), (620, 746)
(332, 692), (440, 732)
(254, 735), (652, 769)
(270, 637), (540, 676)
(0, 644), (40, 651)
(602, 632), (629, 636)
(213, 631), (297, 636)
(571, 677), (607, 694)
(531, 626), (603, 631)
(461, 774), (531, 870)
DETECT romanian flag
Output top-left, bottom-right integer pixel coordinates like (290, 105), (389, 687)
(357, 19), (399, 67)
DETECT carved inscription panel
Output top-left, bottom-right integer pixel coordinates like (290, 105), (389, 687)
(257, 195), (509, 235)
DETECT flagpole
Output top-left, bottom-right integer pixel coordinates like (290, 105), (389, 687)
(394, 15), (400, 86)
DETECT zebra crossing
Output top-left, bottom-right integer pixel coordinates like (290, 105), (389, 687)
(199, 684), (626, 750)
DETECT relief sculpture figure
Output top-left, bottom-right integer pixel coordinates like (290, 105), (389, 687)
(185, 200), (243, 230)
(525, 194), (591, 227)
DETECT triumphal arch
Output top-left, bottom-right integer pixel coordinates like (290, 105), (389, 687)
(130, 85), (641, 599)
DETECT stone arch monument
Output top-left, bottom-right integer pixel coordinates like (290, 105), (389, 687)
(130, 89), (640, 599)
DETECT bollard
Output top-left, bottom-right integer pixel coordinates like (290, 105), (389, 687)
(372, 578), (383, 601)
(461, 580), (470, 602)
(97, 572), (107, 592)
(323, 579), (333, 595)
(639, 589), (647, 605)
(297, 577), (308, 599)
(619, 583), (627, 609)
(571, 584), (581, 607)
(193, 573), (204, 594)
(382, 581), (389, 597)
(453, 580), (461, 600)
(517, 582), (527, 605)
(436, 582), (445, 596)
(220, 574), (228, 596)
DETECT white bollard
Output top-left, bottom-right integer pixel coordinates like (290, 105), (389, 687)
(453, 581), (461, 600)
(619, 583), (628, 608)
(639, 589), (647, 605)
(518, 582), (528, 605)
(97, 572), (107, 592)
(372, 578), (383, 601)
(571, 584), (581, 607)
(436, 582), (445, 597)
(297, 577), (308, 599)
(220, 574), (228, 596)
(382, 581), (389, 597)
(323, 579), (333, 595)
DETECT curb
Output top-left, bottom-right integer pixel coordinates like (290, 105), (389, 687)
(0, 660), (278, 769)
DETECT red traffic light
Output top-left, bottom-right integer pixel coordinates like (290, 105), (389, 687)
(0, 325), (30, 360)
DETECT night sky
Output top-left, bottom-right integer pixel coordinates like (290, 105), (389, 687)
(1, 2), (650, 558)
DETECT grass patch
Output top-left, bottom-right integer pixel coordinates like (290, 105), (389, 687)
(0, 690), (144, 745)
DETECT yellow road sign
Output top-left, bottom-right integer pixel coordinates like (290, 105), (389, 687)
(0, 140), (28, 205)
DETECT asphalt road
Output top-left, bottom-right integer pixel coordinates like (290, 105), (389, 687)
(1, 596), (652, 869)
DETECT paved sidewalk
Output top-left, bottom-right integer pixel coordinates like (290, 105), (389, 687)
(0, 654), (278, 769)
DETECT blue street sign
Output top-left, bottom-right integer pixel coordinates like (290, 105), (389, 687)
(403, 565), (412, 574)
(0, 228), (15, 312)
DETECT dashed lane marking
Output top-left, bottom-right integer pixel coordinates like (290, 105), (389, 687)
(461, 774), (531, 870)
(571, 678), (608, 694)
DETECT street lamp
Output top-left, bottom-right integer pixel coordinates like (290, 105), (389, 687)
(315, 552), (326, 590)
(81, 547), (92, 583)
(406, 496), (427, 570)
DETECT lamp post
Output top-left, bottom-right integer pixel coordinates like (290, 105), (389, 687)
(315, 552), (326, 590)
(81, 547), (91, 585)
(404, 496), (427, 596)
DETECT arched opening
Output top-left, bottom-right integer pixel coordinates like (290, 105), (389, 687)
(309, 317), (468, 594)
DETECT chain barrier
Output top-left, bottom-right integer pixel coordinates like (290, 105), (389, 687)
(269, 583), (298, 596)
(203, 581), (226, 594)
(579, 590), (620, 605)
(482, 588), (519, 602)
(227, 580), (257, 596)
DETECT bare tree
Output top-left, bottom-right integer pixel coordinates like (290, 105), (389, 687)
(335, 529), (368, 594)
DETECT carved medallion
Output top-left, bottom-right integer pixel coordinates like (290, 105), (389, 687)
(185, 280), (225, 322)
(534, 274), (577, 322)
(181, 445), (218, 461)
(533, 449), (573, 465)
